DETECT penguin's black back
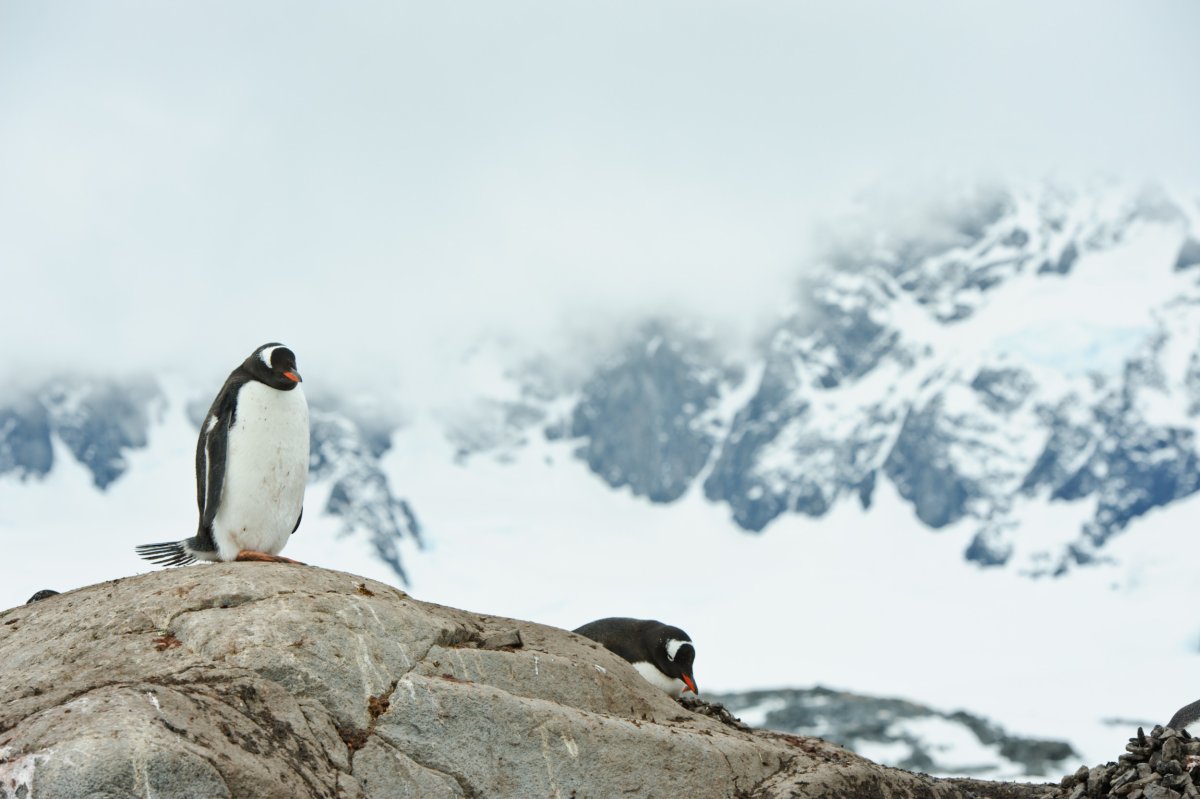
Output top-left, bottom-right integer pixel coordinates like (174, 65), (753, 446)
(194, 368), (249, 539)
(1169, 699), (1200, 731)
(573, 617), (688, 664)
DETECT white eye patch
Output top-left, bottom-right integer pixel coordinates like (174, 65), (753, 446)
(259, 346), (281, 368)
(665, 639), (692, 662)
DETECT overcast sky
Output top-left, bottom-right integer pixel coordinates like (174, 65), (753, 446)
(2, 1), (1198, 403)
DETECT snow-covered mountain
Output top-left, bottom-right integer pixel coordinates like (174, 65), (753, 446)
(458, 181), (1200, 578)
(3, 180), (1200, 778)
(0, 377), (422, 580)
(0, 375), (161, 490)
(6, 183), (1197, 583)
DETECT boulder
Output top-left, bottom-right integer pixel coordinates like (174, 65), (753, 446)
(0, 565), (1052, 798)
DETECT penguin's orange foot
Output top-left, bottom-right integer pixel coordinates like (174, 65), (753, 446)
(234, 550), (306, 565)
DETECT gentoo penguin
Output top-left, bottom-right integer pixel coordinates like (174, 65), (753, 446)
(573, 617), (698, 696)
(136, 343), (309, 566)
(26, 589), (60, 603)
(1168, 699), (1200, 733)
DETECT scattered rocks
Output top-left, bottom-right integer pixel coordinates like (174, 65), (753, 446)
(1054, 726), (1200, 799)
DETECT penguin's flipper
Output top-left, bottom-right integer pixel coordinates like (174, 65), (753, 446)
(291, 507), (303, 535)
(135, 540), (197, 567)
(195, 393), (236, 548)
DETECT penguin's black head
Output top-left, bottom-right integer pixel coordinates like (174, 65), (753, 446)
(649, 624), (698, 695)
(246, 343), (303, 390)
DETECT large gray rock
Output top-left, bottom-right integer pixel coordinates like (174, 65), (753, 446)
(0, 566), (1050, 798)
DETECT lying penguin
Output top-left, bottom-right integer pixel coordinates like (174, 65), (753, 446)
(574, 617), (698, 696)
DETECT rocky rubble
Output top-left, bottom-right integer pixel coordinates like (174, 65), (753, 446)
(677, 694), (753, 732)
(1054, 725), (1200, 799)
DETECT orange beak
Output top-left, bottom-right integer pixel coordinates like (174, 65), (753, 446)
(283, 371), (301, 383)
(682, 674), (698, 694)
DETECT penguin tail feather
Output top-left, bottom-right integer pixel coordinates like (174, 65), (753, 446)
(135, 541), (197, 567)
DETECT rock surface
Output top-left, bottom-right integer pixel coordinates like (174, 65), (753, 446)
(0, 565), (1055, 798)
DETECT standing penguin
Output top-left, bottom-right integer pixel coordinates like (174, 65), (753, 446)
(136, 343), (309, 566)
(573, 617), (698, 697)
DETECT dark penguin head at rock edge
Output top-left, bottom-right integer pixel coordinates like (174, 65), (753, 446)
(573, 617), (698, 697)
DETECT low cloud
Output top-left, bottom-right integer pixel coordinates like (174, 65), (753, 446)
(1, 1), (1197, 406)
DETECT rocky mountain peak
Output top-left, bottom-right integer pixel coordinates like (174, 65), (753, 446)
(457, 181), (1200, 576)
(0, 375), (162, 489)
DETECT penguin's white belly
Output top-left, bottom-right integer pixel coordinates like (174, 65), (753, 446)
(213, 382), (309, 560)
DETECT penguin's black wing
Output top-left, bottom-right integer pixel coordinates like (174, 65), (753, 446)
(291, 507), (303, 535)
(194, 372), (246, 551)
